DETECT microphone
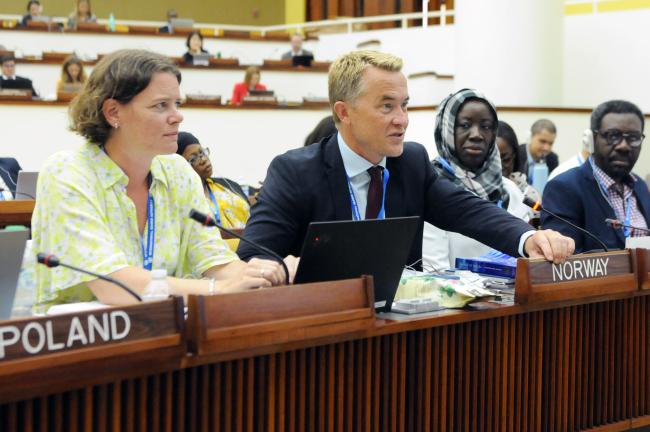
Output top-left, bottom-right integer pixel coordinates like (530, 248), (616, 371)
(37, 253), (142, 302)
(605, 218), (650, 235)
(189, 209), (291, 285)
(523, 197), (609, 252)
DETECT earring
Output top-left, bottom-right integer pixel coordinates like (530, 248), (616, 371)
(114, 122), (119, 129)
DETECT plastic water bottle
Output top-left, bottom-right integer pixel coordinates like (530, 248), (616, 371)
(531, 161), (549, 193)
(108, 13), (116, 32)
(142, 269), (170, 302)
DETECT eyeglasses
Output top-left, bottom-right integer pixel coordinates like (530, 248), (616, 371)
(187, 147), (210, 165)
(595, 129), (645, 148)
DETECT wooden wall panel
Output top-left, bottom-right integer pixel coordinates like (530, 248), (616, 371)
(2, 295), (650, 431)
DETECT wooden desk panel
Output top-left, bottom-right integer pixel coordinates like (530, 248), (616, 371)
(1, 291), (649, 431)
(0, 200), (34, 227)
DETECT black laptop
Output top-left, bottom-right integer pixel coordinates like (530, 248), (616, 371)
(292, 54), (313, 67)
(293, 216), (420, 311)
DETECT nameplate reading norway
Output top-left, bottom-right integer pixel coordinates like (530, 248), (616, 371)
(0, 299), (181, 362)
(515, 250), (636, 304)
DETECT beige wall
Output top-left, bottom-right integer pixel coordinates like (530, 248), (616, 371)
(0, 0), (286, 25)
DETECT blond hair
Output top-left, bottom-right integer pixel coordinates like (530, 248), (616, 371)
(328, 50), (403, 123)
(244, 66), (261, 87)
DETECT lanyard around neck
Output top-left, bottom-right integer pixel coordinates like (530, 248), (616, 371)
(141, 192), (155, 270)
(347, 167), (390, 221)
(206, 185), (222, 224)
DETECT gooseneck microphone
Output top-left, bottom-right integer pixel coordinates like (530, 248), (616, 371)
(37, 253), (143, 302)
(189, 209), (291, 285)
(523, 197), (609, 252)
(604, 218), (650, 235)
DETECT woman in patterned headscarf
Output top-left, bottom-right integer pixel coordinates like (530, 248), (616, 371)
(422, 89), (530, 270)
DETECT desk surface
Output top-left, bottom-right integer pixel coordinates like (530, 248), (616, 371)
(1, 287), (649, 431)
(0, 200), (34, 227)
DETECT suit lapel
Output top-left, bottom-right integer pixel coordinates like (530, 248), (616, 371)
(322, 135), (353, 220)
(633, 178), (650, 224)
(581, 162), (624, 244)
(385, 157), (405, 217)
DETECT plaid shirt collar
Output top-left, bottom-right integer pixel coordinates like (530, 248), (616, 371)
(589, 157), (636, 196)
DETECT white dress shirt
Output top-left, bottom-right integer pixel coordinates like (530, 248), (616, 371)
(337, 133), (386, 219)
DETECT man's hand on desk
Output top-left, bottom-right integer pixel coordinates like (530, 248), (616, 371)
(524, 229), (575, 264)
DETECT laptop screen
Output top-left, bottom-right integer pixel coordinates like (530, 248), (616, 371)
(293, 216), (420, 311)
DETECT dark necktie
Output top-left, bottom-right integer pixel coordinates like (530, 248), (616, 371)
(365, 166), (384, 219)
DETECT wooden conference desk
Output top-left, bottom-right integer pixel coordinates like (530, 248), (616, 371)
(1, 277), (649, 431)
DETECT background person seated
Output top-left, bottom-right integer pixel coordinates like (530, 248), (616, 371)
(182, 31), (209, 64)
(303, 115), (337, 147)
(281, 34), (313, 60)
(0, 157), (21, 199)
(230, 66), (267, 105)
(542, 100), (650, 252)
(423, 90), (530, 271)
(20, 0), (41, 27)
(158, 8), (178, 34)
(67, 0), (97, 30)
(548, 128), (593, 180)
(56, 55), (87, 93)
(497, 120), (540, 216)
(517, 119), (559, 190)
(0, 54), (38, 97)
(176, 131), (250, 250)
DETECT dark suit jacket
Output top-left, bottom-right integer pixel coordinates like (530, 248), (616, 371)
(541, 162), (650, 252)
(516, 144), (559, 177)
(281, 49), (313, 60)
(237, 135), (533, 265)
(0, 157), (21, 196)
(0, 76), (38, 97)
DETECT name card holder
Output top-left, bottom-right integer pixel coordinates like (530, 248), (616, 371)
(515, 250), (637, 305)
(0, 89), (33, 101)
(187, 277), (375, 357)
(242, 96), (278, 106)
(208, 57), (239, 68)
(185, 94), (222, 106)
(263, 59), (293, 69)
(632, 248), (650, 290)
(75, 22), (105, 33)
(0, 297), (185, 403)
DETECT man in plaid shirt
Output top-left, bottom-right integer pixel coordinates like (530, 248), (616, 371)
(541, 100), (650, 252)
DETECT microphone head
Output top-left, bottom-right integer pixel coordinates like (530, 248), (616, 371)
(523, 197), (541, 211)
(189, 209), (217, 227)
(37, 252), (60, 268)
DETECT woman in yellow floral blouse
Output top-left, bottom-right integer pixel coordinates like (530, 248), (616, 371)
(176, 132), (250, 250)
(31, 49), (293, 307)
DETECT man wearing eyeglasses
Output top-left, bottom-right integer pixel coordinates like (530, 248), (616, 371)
(541, 100), (650, 252)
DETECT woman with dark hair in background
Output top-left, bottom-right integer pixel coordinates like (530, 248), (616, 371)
(176, 131), (250, 250)
(230, 66), (267, 105)
(303, 115), (337, 147)
(31, 49), (290, 309)
(497, 120), (541, 213)
(56, 55), (87, 92)
(422, 89), (530, 270)
(182, 31), (208, 64)
(20, 0), (41, 27)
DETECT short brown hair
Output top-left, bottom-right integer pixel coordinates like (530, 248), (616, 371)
(69, 49), (180, 145)
(328, 50), (403, 123)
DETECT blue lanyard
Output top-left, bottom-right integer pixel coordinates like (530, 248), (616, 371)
(141, 192), (155, 270)
(347, 167), (390, 221)
(591, 158), (633, 237)
(206, 186), (222, 224)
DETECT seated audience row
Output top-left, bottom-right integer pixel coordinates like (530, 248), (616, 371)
(29, 49), (573, 310)
(20, 0), (96, 29)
